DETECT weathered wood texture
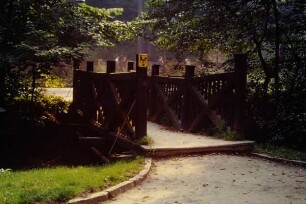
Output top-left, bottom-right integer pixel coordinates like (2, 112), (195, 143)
(73, 60), (147, 141)
(148, 54), (247, 134)
(73, 54), (247, 139)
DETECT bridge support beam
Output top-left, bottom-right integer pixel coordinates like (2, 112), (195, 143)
(182, 65), (195, 130)
(234, 54), (247, 135)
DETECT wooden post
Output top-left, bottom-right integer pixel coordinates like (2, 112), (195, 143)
(127, 61), (134, 71)
(86, 61), (94, 72)
(107, 61), (116, 73)
(135, 54), (148, 139)
(151, 64), (160, 76)
(182, 65), (195, 130)
(148, 65), (160, 119)
(185, 65), (195, 78)
(84, 62), (97, 121)
(72, 59), (80, 105)
(234, 54), (247, 135)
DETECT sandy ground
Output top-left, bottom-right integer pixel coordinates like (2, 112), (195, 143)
(146, 122), (254, 149)
(105, 155), (306, 204)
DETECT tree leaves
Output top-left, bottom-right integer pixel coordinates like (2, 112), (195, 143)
(0, 0), (132, 106)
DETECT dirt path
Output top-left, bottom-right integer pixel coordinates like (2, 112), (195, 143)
(146, 122), (254, 148)
(105, 155), (306, 204)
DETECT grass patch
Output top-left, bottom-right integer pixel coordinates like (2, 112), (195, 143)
(0, 157), (144, 204)
(255, 143), (306, 162)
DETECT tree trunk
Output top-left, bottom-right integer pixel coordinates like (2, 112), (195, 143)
(253, 38), (272, 95)
(0, 63), (6, 108)
(30, 65), (38, 119)
(272, 0), (281, 100)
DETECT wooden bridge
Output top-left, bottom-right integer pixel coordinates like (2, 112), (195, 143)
(70, 54), (249, 156)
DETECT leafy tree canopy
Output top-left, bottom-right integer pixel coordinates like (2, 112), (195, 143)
(140, 0), (306, 148)
(141, 0), (305, 89)
(0, 0), (131, 66)
(0, 0), (132, 106)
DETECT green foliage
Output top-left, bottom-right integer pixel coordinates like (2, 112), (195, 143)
(2, 92), (70, 140)
(38, 94), (70, 115)
(0, 157), (144, 204)
(39, 73), (70, 88)
(255, 143), (306, 162)
(87, 0), (138, 21)
(0, 0), (132, 108)
(137, 135), (154, 146)
(142, 0), (306, 149)
(246, 86), (306, 149)
(214, 120), (243, 141)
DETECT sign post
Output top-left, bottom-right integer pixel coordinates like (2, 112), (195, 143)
(136, 54), (148, 139)
(137, 54), (148, 68)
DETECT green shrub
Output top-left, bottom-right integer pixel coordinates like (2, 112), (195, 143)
(39, 73), (72, 88)
(214, 120), (243, 141)
(137, 135), (154, 146)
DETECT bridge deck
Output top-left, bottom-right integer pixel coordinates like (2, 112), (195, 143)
(143, 122), (255, 157)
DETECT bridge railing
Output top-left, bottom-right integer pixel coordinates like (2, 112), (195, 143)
(148, 54), (247, 134)
(72, 54), (247, 138)
(72, 61), (147, 141)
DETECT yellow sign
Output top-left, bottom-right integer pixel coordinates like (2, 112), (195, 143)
(138, 54), (148, 68)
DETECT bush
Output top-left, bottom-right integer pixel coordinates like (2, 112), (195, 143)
(214, 120), (243, 141)
(246, 67), (306, 150)
(39, 73), (72, 88)
(0, 93), (70, 147)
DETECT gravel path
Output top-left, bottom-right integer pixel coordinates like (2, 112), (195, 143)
(49, 89), (305, 203)
(105, 155), (306, 204)
(146, 122), (254, 149)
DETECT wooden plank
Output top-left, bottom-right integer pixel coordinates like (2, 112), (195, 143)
(189, 84), (209, 108)
(154, 76), (184, 84)
(90, 147), (110, 163)
(108, 79), (121, 105)
(154, 83), (182, 130)
(109, 72), (137, 80)
(103, 77), (136, 138)
(188, 109), (221, 132)
(150, 82), (183, 121)
(208, 82), (234, 109)
(188, 83), (233, 132)
(168, 86), (184, 105)
(192, 72), (235, 82)
(119, 110), (136, 136)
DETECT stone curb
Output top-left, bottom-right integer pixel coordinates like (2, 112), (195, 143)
(252, 153), (306, 167)
(67, 158), (152, 204)
(143, 141), (255, 157)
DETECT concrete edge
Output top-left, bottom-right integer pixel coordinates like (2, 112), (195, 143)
(144, 142), (255, 157)
(67, 157), (152, 204)
(252, 153), (306, 167)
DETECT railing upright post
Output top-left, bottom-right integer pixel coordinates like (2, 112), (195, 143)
(148, 65), (160, 119)
(86, 61), (94, 72)
(107, 61), (116, 73)
(182, 65), (195, 130)
(127, 61), (134, 72)
(151, 64), (160, 76)
(72, 59), (80, 105)
(84, 61), (96, 120)
(234, 54), (247, 135)
(135, 54), (148, 139)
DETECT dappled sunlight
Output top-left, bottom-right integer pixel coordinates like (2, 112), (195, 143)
(106, 155), (306, 204)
